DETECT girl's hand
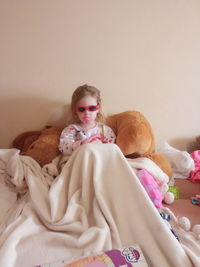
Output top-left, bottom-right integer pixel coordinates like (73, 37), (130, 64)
(89, 138), (102, 144)
(81, 139), (91, 145)
(82, 135), (102, 144)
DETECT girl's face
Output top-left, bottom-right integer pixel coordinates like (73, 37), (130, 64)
(75, 96), (99, 127)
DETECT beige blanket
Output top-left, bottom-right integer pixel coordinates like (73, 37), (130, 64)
(0, 144), (198, 267)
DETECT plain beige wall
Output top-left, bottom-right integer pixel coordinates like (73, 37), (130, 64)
(1, 0), (200, 150)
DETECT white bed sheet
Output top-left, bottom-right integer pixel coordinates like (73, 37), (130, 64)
(0, 145), (199, 267)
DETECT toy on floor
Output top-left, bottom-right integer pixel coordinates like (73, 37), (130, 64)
(159, 211), (179, 241)
(188, 150), (200, 183)
(168, 185), (180, 200)
(191, 195), (200, 206)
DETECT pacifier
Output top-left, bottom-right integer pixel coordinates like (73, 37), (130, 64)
(83, 117), (92, 123)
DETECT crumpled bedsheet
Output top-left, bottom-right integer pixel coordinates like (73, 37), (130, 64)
(0, 144), (199, 267)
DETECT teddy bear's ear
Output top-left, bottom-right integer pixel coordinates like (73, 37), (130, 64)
(107, 110), (155, 156)
(12, 131), (42, 152)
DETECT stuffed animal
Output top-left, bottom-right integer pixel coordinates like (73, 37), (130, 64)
(137, 169), (174, 208)
(106, 110), (173, 180)
(137, 169), (164, 209)
(106, 110), (155, 157)
(12, 110), (172, 181)
(12, 126), (63, 166)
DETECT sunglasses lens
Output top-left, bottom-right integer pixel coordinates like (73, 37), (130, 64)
(89, 106), (98, 111)
(76, 105), (99, 112)
(78, 107), (86, 112)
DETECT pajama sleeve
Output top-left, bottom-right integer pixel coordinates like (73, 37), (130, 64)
(59, 125), (83, 155)
(102, 125), (116, 144)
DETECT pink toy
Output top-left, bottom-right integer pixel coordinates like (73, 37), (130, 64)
(137, 169), (163, 209)
(188, 150), (200, 183)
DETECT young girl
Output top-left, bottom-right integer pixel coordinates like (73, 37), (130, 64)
(59, 84), (116, 155)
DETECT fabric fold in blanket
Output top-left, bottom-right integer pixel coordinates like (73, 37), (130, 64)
(0, 144), (197, 267)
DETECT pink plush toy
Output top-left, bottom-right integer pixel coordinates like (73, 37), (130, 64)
(137, 169), (163, 208)
(137, 169), (174, 208)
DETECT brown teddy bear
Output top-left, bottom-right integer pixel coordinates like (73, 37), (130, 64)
(12, 126), (63, 166)
(12, 110), (172, 179)
(106, 110), (172, 179)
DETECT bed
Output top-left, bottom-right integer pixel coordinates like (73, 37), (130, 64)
(0, 143), (199, 267)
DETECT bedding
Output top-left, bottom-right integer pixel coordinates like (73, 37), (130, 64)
(0, 144), (199, 267)
(35, 245), (149, 266)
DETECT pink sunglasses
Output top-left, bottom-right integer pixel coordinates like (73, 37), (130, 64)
(76, 105), (99, 113)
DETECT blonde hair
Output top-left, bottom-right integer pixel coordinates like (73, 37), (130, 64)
(70, 84), (105, 123)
